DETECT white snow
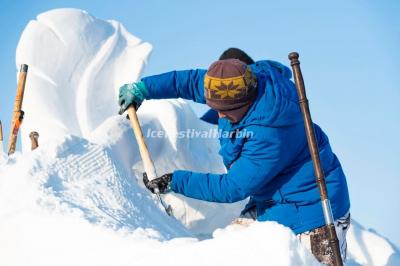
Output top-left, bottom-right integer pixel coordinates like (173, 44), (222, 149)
(16, 8), (152, 152)
(347, 220), (400, 265)
(1, 8), (399, 266)
(0, 106), (318, 266)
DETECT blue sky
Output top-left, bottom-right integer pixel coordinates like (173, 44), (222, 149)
(1, 0), (399, 247)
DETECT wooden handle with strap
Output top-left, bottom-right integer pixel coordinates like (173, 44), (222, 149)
(8, 64), (28, 155)
(126, 105), (173, 216)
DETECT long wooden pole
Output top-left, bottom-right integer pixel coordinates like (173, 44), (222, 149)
(8, 64), (28, 155)
(126, 105), (172, 215)
(288, 52), (343, 266)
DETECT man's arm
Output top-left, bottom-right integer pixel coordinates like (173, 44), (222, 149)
(142, 69), (207, 104)
(170, 127), (290, 203)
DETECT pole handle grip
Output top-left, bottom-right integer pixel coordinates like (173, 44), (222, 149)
(127, 106), (158, 180)
(288, 52), (299, 63)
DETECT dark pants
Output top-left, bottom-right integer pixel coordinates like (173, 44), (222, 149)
(298, 212), (351, 265)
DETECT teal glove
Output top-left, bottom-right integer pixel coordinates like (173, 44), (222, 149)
(118, 81), (148, 114)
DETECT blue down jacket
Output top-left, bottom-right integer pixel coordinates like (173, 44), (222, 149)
(141, 60), (350, 234)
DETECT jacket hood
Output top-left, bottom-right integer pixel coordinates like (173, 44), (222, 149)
(232, 60), (302, 129)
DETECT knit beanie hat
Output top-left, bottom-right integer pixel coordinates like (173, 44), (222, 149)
(204, 59), (257, 111)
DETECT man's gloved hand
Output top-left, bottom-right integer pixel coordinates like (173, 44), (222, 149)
(118, 81), (148, 114)
(143, 172), (172, 194)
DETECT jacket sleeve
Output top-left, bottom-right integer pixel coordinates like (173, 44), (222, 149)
(141, 69), (207, 104)
(170, 127), (291, 203)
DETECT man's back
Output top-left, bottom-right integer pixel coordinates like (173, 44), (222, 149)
(214, 60), (350, 233)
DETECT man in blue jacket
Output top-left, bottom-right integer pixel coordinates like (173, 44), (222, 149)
(118, 50), (350, 265)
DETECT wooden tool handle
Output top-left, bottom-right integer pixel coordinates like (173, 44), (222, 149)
(288, 52), (343, 266)
(8, 64), (28, 155)
(127, 106), (158, 180)
(14, 64), (28, 111)
(288, 52), (329, 200)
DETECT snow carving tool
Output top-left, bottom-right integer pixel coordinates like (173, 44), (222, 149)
(289, 52), (343, 266)
(0, 120), (4, 153)
(8, 64), (28, 155)
(29, 131), (39, 150)
(126, 105), (173, 216)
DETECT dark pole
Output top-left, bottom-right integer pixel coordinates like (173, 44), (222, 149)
(288, 52), (343, 266)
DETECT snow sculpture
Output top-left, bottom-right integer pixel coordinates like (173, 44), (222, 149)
(16, 8), (152, 152)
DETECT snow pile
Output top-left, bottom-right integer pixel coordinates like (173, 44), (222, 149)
(16, 8), (152, 152)
(0, 102), (318, 266)
(347, 220), (400, 265)
(1, 8), (399, 266)
(1, 102), (399, 266)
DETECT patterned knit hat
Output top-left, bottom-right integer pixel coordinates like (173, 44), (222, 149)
(204, 59), (257, 111)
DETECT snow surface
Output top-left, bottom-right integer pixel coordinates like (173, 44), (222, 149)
(16, 8), (152, 152)
(1, 8), (399, 266)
